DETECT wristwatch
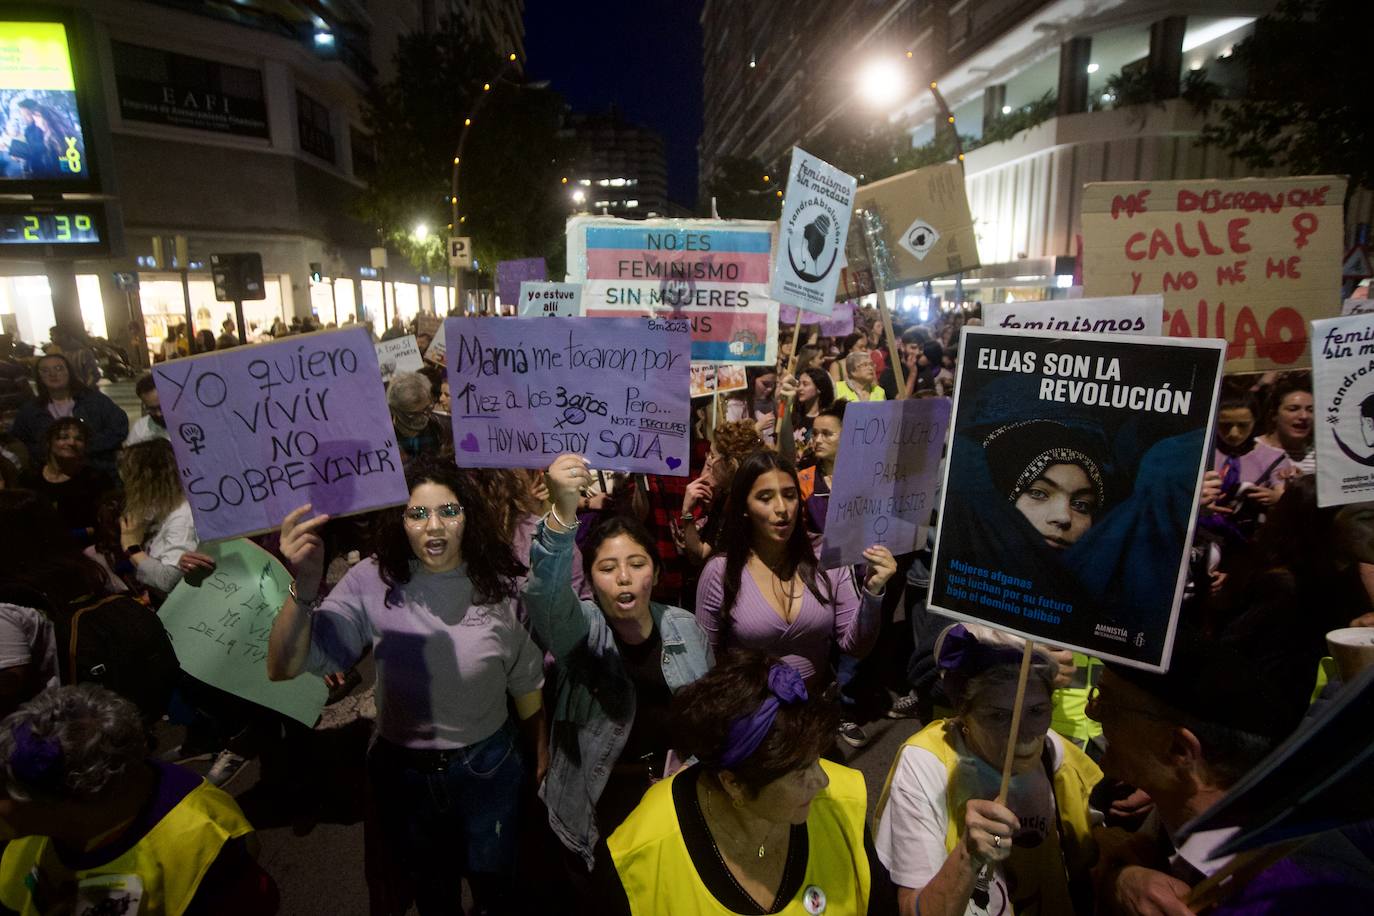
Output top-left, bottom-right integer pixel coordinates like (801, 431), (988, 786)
(289, 580), (321, 610)
(123, 543), (143, 558)
(680, 509), (697, 523)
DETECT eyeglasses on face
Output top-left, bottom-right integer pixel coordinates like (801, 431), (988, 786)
(403, 503), (464, 524)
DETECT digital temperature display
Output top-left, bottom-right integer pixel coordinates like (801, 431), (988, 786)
(0, 208), (99, 244)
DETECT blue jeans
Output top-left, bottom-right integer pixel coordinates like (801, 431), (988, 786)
(367, 720), (524, 915)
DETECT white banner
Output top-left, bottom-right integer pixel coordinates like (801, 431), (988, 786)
(984, 295), (1164, 337)
(770, 148), (856, 316)
(518, 281), (583, 318)
(1312, 313), (1374, 507)
(375, 334), (424, 382)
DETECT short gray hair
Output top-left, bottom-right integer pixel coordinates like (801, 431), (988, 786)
(0, 685), (146, 803)
(845, 351), (873, 374)
(387, 372), (432, 410)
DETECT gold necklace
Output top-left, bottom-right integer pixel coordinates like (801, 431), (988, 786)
(705, 782), (781, 859)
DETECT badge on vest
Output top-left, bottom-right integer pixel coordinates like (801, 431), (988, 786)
(75, 873), (144, 915)
(802, 884), (826, 915)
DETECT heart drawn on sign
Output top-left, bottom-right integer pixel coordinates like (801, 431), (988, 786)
(665, 456), (682, 470)
(459, 433), (480, 452)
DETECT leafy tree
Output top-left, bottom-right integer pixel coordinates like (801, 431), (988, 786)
(1197, 0), (1374, 194)
(354, 21), (569, 276)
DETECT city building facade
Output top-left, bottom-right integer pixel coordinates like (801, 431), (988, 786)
(560, 107), (670, 219)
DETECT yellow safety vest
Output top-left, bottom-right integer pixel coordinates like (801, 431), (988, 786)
(609, 760), (871, 916)
(1051, 653), (1104, 745)
(875, 720), (1100, 916)
(0, 778), (253, 916)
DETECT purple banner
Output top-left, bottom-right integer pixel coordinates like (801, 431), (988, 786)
(780, 300), (856, 336)
(153, 327), (409, 540)
(445, 316), (691, 474)
(496, 258), (547, 307)
(819, 398), (951, 569)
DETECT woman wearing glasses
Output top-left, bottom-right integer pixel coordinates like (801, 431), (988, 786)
(267, 459), (547, 915)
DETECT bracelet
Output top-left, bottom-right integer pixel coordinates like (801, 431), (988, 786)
(549, 506), (576, 531)
(289, 580), (321, 610)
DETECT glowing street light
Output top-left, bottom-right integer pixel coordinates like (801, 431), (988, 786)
(571, 189), (586, 205)
(858, 59), (907, 108)
(413, 223), (429, 241)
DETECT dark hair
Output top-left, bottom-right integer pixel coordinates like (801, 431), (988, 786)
(33, 354), (89, 405)
(374, 460), (525, 606)
(816, 400), (848, 427)
(1262, 374), (1312, 433)
(0, 490), (111, 607)
(670, 650), (839, 797)
(798, 367), (834, 411)
(581, 514), (660, 584)
(714, 451), (830, 643)
(44, 416), (88, 451)
(134, 373), (157, 398)
(418, 364), (446, 400)
(1216, 382), (1258, 417)
(840, 332), (866, 354)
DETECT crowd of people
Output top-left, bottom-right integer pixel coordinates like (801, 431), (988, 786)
(0, 300), (1370, 916)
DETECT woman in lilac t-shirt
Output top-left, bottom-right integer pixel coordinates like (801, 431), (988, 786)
(695, 450), (897, 690)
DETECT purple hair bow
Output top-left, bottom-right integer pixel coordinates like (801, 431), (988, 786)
(718, 663), (809, 769)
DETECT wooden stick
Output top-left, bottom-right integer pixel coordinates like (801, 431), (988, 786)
(996, 642), (1036, 804)
(786, 312), (805, 377)
(857, 222), (908, 400)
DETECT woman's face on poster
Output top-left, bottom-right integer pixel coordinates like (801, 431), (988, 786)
(1014, 462), (1097, 549)
(1216, 407), (1256, 450)
(1274, 391), (1314, 443)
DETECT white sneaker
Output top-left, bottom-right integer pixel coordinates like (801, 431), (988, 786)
(206, 750), (249, 789)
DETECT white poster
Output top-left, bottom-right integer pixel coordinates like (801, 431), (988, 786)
(984, 295), (1164, 337)
(375, 334), (424, 382)
(1312, 314), (1374, 507)
(518, 281), (583, 318)
(770, 148), (856, 316)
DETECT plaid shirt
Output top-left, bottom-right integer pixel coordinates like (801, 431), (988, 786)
(615, 473), (689, 607)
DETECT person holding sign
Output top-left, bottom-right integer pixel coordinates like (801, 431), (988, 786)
(599, 650), (897, 914)
(695, 450), (895, 690)
(266, 460), (547, 915)
(527, 454), (713, 891)
(874, 624), (1100, 916)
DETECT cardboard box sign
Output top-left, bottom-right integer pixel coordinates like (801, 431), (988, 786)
(846, 162), (981, 290)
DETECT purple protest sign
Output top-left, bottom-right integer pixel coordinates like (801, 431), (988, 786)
(445, 316), (691, 474)
(496, 258), (547, 307)
(153, 327), (408, 541)
(780, 300), (856, 336)
(819, 398), (951, 569)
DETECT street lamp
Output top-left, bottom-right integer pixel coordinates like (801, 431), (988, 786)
(571, 189), (586, 206)
(858, 59), (908, 108)
(413, 223), (429, 241)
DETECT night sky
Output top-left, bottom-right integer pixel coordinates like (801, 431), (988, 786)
(523, 0), (704, 209)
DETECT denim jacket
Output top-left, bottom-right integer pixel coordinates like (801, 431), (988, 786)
(525, 518), (712, 869)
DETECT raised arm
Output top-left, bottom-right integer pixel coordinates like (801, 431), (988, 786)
(527, 454), (597, 658)
(267, 504), (331, 681)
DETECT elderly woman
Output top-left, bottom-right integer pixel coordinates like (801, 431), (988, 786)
(834, 351), (886, 403)
(9, 353), (127, 475)
(529, 454), (713, 897)
(387, 370), (446, 463)
(600, 650), (896, 914)
(0, 684), (277, 914)
(874, 624), (1101, 916)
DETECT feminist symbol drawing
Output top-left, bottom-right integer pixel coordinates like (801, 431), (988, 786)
(179, 422), (206, 455)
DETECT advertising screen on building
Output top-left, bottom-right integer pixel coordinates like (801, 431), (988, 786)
(0, 20), (90, 183)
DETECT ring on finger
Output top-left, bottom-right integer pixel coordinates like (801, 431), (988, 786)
(993, 835), (1002, 849)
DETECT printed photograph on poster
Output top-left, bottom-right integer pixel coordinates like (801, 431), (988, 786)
(375, 334), (424, 382)
(1313, 314), (1374, 507)
(929, 328), (1225, 671)
(689, 363), (748, 399)
(983, 294), (1163, 337)
(771, 147), (856, 316)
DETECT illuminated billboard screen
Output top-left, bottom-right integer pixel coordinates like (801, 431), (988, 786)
(0, 21), (89, 182)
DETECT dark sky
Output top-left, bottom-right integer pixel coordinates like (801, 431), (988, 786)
(523, 0), (704, 209)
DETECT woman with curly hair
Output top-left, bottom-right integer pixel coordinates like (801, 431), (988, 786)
(267, 459), (546, 915)
(116, 439), (198, 599)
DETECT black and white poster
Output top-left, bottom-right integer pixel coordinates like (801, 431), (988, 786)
(770, 147), (855, 316)
(1313, 314), (1374, 507)
(930, 328), (1225, 671)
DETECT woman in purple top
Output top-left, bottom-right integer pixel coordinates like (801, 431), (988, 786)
(267, 460), (547, 916)
(695, 450), (896, 689)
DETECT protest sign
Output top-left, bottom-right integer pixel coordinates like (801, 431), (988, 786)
(771, 148), (857, 316)
(819, 399), (951, 569)
(1081, 176), (1345, 373)
(984, 295), (1163, 337)
(153, 327), (409, 541)
(519, 281), (582, 318)
(689, 363), (747, 399)
(567, 216), (780, 366)
(444, 316), (691, 474)
(930, 327), (1224, 671)
(496, 258), (547, 307)
(375, 334), (424, 382)
(847, 162), (981, 290)
(426, 319), (447, 365)
(1311, 313), (1374, 507)
(1342, 297), (1374, 316)
(158, 538), (327, 725)
(779, 300), (856, 336)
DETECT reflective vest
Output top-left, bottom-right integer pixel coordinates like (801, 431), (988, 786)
(0, 778), (253, 916)
(875, 720), (1100, 916)
(1051, 652), (1104, 744)
(609, 760), (871, 916)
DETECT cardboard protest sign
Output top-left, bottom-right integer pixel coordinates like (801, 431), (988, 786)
(689, 363), (747, 399)
(158, 538), (327, 725)
(1081, 176), (1345, 373)
(819, 399), (951, 569)
(984, 295), (1163, 337)
(779, 300), (856, 337)
(426, 319), (447, 365)
(444, 316), (691, 474)
(930, 327), (1224, 671)
(771, 148), (857, 316)
(153, 327), (409, 541)
(847, 162), (981, 290)
(1312, 313), (1374, 507)
(496, 258), (547, 306)
(518, 281), (582, 318)
(375, 334), (424, 382)
(567, 216), (779, 366)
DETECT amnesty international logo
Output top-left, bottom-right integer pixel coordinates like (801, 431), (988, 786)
(785, 200), (841, 283)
